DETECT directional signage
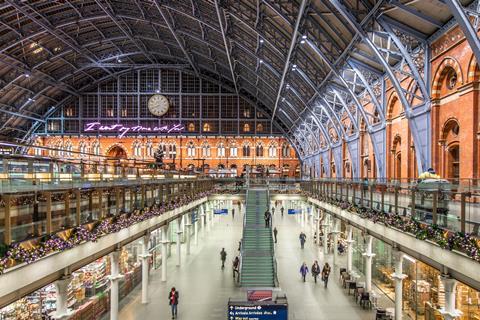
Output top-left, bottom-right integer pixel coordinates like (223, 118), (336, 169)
(228, 302), (288, 320)
(287, 209), (301, 215)
(214, 208), (228, 215)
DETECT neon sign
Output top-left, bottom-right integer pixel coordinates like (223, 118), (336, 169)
(84, 122), (184, 137)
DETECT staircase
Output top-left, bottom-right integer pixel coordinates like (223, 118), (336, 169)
(240, 189), (276, 287)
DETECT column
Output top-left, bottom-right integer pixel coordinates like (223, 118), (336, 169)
(315, 209), (320, 248)
(331, 218), (341, 266)
(140, 233), (151, 304)
(391, 250), (407, 320)
(362, 235), (376, 292)
(194, 208), (199, 246)
(161, 225), (169, 282)
(53, 276), (73, 319)
(185, 214), (192, 255)
(346, 225), (354, 272)
(321, 215), (329, 255)
(200, 204), (207, 235)
(176, 218), (183, 266)
(206, 203), (212, 232)
(440, 274), (462, 320)
(109, 250), (123, 320)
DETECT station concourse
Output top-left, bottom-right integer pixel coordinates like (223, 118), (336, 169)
(0, 1), (479, 320)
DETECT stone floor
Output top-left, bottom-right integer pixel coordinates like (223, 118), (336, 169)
(107, 210), (394, 320)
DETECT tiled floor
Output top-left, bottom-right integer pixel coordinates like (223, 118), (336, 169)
(109, 211), (392, 320)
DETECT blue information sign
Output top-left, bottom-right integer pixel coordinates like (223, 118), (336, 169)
(214, 208), (228, 215)
(287, 209), (301, 215)
(228, 303), (288, 320)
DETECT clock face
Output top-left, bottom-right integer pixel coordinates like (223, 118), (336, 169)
(148, 94), (170, 116)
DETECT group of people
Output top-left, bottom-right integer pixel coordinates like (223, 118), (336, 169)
(300, 261), (331, 287)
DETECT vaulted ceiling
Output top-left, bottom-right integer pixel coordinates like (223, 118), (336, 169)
(0, 0), (475, 158)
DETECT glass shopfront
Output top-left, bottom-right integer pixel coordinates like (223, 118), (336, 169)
(349, 224), (480, 320)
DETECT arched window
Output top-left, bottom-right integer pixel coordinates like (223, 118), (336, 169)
(256, 123), (264, 132)
(188, 122), (195, 132)
(158, 143), (168, 159)
(256, 144), (264, 157)
(282, 144), (290, 157)
(268, 144), (277, 158)
(187, 142), (196, 157)
(92, 141), (100, 156)
(217, 143), (225, 157)
(243, 123), (250, 132)
(169, 144), (177, 159)
(243, 145), (250, 157)
(133, 141), (142, 157)
(146, 141), (153, 157)
(229, 144), (238, 157)
(448, 145), (460, 180)
(203, 122), (211, 132)
(202, 143), (211, 158)
(64, 141), (73, 158)
(78, 141), (88, 157)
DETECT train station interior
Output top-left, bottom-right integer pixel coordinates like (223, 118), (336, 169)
(0, 0), (479, 319)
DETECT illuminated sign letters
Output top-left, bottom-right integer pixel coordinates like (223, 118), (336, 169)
(84, 122), (184, 137)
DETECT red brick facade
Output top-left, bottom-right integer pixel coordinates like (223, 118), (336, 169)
(35, 136), (300, 176)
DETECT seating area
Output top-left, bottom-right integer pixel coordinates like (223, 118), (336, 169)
(339, 268), (393, 319)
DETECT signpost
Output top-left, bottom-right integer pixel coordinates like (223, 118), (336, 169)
(228, 300), (288, 320)
(287, 209), (301, 215)
(214, 208), (228, 215)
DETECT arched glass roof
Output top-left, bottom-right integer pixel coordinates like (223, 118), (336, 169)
(0, 0), (475, 160)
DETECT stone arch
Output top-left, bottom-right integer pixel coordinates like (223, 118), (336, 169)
(441, 118), (460, 143)
(432, 57), (464, 99)
(386, 93), (403, 120)
(467, 54), (480, 83)
(105, 143), (128, 159)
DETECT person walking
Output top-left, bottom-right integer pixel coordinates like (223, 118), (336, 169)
(281, 206), (285, 217)
(264, 210), (271, 228)
(233, 256), (240, 281)
(311, 260), (321, 283)
(299, 232), (307, 249)
(273, 227), (278, 243)
(168, 287), (179, 319)
(232, 208), (235, 219)
(299, 262), (309, 282)
(271, 206), (275, 215)
(220, 248), (227, 269)
(322, 262), (331, 288)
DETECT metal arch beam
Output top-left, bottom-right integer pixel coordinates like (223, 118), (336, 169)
(93, 0), (156, 64)
(214, 0), (239, 93)
(387, 0), (443, 28)
(331, 0), (431, 173)
(293, 67), (358, 137)
(282, 99), (323, 151)
(4, 0), (112, 76)
(443, 0), (480, 67)
(271, 0), (309, 121)
(0, 108), (45, 123)
(154, 3), (199, 75)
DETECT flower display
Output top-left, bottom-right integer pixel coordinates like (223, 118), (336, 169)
(0, 190), (215, 274)
(302, 189), (480, 263)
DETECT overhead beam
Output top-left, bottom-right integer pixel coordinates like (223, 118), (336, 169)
(214, 0), (239, 93)
(154, 2), (200, 75)
(271, 0), (308, 121)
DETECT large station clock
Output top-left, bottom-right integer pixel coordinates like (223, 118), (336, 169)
(148, 94), (170, 116)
